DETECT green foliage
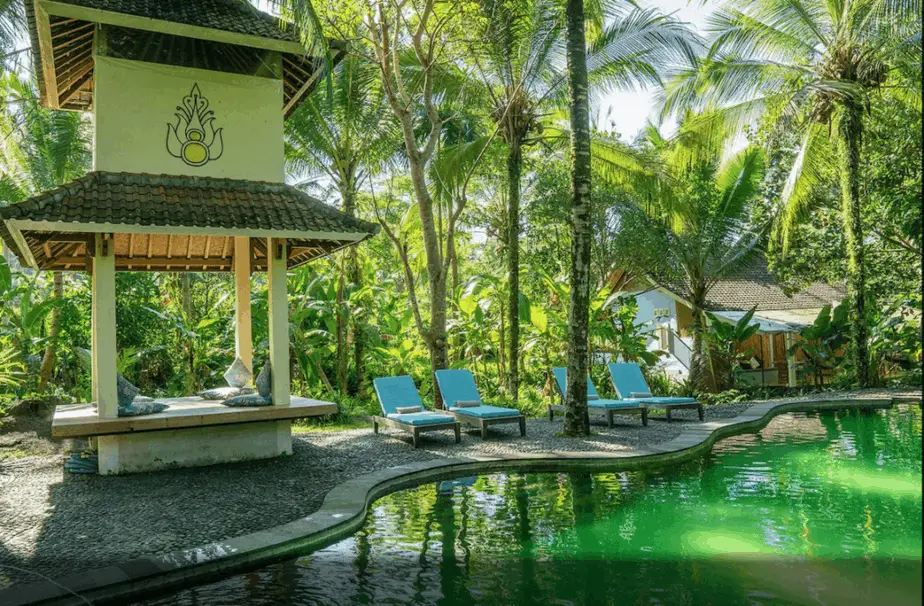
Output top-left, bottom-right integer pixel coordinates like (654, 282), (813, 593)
(791, 303), (851, 387)
(705, 306), (760, 390)
(0, 0), (917, 409)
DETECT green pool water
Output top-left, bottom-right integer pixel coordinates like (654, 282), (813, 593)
(141, 406), (922, 606)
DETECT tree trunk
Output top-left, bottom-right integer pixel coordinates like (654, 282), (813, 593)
(336, 180), (355, 395)
(563, 0), (592, 437)
(38, 271), (63, 392)
(408, 153), (449, 408)
(335, 253), (348, 395)
(689, 287), (717, 393)
(179, 273), (196, 392)
(837, 104), (870, 387)
(506, 138), (522, 401)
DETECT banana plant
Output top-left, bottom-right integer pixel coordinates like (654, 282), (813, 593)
(705, 306), (760, 390)
(790, 303), (850, 387)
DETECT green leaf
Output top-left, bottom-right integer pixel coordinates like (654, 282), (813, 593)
(0, 257), (11, 296)
(459, 295), (477, 316)
(530, 305), (548, 333)
(518, 293), (532, 325)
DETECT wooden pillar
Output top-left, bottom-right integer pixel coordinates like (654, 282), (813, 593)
(233, 237), (253, 373)
(91, 234), (118, 418)
(785, 332), (797, 387)
(267, 237), (290, 406)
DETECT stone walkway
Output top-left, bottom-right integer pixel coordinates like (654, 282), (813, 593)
(0, 390), (914, 590)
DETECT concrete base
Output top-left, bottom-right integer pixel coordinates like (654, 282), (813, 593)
(96, 420), (293, 475)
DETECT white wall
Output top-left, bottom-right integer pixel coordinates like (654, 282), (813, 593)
(633, 289), (677, 331)
(93, 56), (284, 182)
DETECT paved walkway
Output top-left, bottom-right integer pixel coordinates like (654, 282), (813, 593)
(0, 390), (915, 590)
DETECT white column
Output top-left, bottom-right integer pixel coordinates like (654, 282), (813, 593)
(267, 237), (290, 406)
(233, 237), (253, 374)
(785, 332), (797, 387)
(91, 234), (118, 418)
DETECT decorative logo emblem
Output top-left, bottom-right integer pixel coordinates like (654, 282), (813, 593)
(166, 84), (223, 167)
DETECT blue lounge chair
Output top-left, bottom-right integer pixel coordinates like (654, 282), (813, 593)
(372, 376), (460, 448)
(434, 369), (526, 439)
(551, 367), (648, 427)
(607, 362), (703, 422)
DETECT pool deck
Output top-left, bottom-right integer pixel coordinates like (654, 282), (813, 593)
(0, 389), (918, 605)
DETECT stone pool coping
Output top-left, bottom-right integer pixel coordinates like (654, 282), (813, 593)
(1, 394), (917, 606)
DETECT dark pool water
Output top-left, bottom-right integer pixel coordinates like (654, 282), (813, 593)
(139, 406), (922, 605)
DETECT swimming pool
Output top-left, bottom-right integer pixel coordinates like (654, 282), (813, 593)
(138, 406), (922, 605)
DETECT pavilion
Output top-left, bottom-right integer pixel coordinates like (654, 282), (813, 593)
(0, 0), (379, 474)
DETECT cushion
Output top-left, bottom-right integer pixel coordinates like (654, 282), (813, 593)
(223, 357), (253, 389)
(116, 373), (140, 409)
(119, 400), (168, 417)
(630, 392), (653, 399)
(256, 362), (272, 397)
(644, 396), (698, 405)
(395, 405), (423, 414)
(449, 404), (517, 418)
(589, 399), (643, 409)
(197, 386), (254, 400)
(452, 401), (480, 408)
(587, 394), (600, 401)
(386, 412), (454, 426)
(222, 394), (273, 407)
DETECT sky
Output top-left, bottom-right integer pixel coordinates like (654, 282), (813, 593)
(598, 0), (713, 142)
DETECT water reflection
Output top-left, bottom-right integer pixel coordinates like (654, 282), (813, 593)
(138, 407), (922, 606)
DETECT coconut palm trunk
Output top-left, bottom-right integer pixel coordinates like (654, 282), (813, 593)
(37, 271), (63, 392)
(837, 103), (870, 386)
(688, 285), (717, 393)
(336, 179), (357, 395)
(563, 0), (592, 437)
(506, 137), (522, 401)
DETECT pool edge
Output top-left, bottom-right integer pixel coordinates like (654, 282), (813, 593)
(1, 395), (912, 605)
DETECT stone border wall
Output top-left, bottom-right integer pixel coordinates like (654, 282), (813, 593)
(2, 394), (917, 606)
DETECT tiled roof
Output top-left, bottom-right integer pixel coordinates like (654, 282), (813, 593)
(43, 0), (301, 43)
(0, 171), (379, 237)
(657, 256), (845, 312)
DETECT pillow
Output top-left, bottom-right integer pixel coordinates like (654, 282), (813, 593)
(630, 392), (653, 399)
(197, 386), (254, 400)
(222, 394), (273, 407)
(223, 357), (253, 389)
(587, 394), (600, 401)
(395, 405), (423, 414)
(116, 373), (140, 409)
(453, 400), (481, 408)
(255, 362), (272, 397)
(119, 400), (168, 417)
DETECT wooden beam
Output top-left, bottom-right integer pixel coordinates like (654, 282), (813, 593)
(34, 1), (60, 108)
(42, 0), (309, 55)
(51, 256), (232, 269)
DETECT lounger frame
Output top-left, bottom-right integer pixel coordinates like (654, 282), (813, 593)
(449, 411), (526, 439)
(372, 415), (461, 448)
(548, 398), (648, 427)
(640, 401), (704, 423)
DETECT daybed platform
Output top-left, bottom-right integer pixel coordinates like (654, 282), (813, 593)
(52, 396), (336, 438)
(52, 397), (337, 475)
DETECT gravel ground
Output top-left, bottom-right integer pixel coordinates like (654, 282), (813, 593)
(0, 389), (914, 589)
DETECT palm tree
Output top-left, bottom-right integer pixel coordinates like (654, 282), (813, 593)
(0, 75), (90, 391)
(622, 128), (766, 392)
(562, 0), (592, 436)
(285, 49), (397, 395)
(661, 0), (922, 386)
(473, 0), (700, 402)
